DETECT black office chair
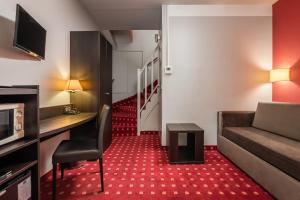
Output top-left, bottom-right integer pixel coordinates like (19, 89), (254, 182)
(52, 105), (110, 200)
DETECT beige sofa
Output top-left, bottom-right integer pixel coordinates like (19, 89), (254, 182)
(218, 102), (300, 200)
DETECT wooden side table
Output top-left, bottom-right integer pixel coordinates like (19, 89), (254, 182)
(167, 123), (204, 164)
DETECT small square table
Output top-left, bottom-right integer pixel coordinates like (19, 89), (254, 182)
(167, 123), (204, 164)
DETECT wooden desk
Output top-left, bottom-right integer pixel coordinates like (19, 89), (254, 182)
(40, 113), (97, 140)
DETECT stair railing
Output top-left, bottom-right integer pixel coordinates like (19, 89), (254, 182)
(137, 45), (160, 135)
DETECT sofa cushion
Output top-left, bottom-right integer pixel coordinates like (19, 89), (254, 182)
(252, 102), (300, 141)
(223, 127), (300, 181)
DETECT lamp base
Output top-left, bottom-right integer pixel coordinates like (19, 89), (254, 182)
(63, 105), (80, 115)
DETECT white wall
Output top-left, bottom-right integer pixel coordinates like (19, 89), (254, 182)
(161, 5), (273, 146)
(0, 0), (98, 176)
(113, 51), (143, 102)
(112, 30), (159, 102)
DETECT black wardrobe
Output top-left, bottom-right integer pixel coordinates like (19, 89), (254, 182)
(70, 31), (112, 151)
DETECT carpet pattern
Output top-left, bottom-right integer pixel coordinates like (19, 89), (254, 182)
(41, 94), (273, 200)
(112, 95), (137, 137)
(41, 133), (272, 200)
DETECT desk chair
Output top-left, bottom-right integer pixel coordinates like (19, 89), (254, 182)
(52, 105), (110, 200)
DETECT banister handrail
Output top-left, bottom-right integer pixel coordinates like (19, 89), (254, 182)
(140, 84), (159, 111)
(140, 45), (160, 72)
(137, 44), (160, 136)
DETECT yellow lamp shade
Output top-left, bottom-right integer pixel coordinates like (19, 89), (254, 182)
(270, 68), (290, 82)
(65, 80), (83, 92)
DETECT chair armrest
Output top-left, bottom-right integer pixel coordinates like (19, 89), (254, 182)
(217, 111), (255, 136)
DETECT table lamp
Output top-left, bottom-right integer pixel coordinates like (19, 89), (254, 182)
(64, 79), (82, 114)
(65, 79), (83, 93)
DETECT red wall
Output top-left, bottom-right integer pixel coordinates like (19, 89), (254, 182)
(273, 0), (300, 103)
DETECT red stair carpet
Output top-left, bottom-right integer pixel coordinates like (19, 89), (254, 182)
(112, 95), (138, 137)
(112, 80), (158, 137)
(41, 95), (273, 200)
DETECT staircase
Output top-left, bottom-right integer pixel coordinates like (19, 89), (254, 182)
(112, 80), (158, 137)
(112, 45), (160, 137)
(112, 95), (137, 137)
(137, 45), (160, 135)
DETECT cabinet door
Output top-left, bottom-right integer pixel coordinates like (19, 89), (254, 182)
(70, 31), (100, 112)
(70, 31), (100, 141)
(70, 32), (112, 150)
(100, 35), (112, 151)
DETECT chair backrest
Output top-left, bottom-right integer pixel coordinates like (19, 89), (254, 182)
(97, 104), (110, 154)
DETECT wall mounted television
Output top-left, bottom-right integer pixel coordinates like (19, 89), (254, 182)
(13, 4), (46, 60)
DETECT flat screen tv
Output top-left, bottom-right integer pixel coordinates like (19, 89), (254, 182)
(13, 4), (46, 60)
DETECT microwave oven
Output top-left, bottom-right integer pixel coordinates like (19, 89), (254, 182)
(0, 103), (24, 146)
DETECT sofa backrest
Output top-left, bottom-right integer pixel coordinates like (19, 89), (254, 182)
(252, 102), (300, 141)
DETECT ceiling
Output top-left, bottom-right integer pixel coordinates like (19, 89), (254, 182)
(79, 0), (278, 30)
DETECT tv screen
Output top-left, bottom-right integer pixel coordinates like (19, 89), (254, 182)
(13, 4), (46, 60)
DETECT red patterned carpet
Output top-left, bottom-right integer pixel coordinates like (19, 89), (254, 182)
(41, 95), (273, 200)
(41, 133), (273, 200)
(112, 95), (137, 137)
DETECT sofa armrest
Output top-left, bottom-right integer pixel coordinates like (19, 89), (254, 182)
(218, 111), (255, 136)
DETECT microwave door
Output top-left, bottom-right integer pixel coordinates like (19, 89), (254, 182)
(0, 110), (14, 140)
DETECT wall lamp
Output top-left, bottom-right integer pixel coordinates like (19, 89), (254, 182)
(270, 68), (290, 83)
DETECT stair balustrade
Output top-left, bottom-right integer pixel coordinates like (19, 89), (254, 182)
(137, 45), (160, 135)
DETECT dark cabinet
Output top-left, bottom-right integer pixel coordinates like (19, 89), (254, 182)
(70, 31), (112, 151)
(100, 35), (112, 150)
(0, 86), (40, 200)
